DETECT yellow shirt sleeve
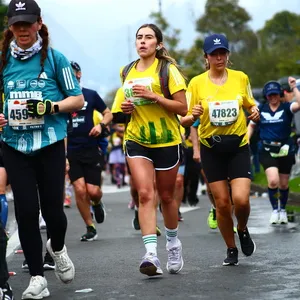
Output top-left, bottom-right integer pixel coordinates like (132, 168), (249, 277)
(186, 76), (199, 116)
(93, 111), (103, 125)
(242, 73), (256, 110)
(111, 87), (125, 113)
(168, 64), (187, 96)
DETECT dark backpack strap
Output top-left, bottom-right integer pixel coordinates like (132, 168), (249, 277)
(121, 60), (138, 83)
(159, 61), (171, 99)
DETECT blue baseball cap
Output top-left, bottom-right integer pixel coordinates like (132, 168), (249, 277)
(203, 34), (230, 54)
(263, 81), (281, 97)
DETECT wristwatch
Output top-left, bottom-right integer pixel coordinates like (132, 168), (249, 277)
(100, 123), (106, 130)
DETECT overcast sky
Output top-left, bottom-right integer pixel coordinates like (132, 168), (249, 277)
(4, 0), (300, 95)
(35, 0), (300, 32)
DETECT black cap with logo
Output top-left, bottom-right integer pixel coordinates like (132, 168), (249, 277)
(7, 0), (41, 26)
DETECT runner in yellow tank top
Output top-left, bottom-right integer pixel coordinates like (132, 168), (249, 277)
(114, 24), (187, 277)
(181, 33), (259, 267)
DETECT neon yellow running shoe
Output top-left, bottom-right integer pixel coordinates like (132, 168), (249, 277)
(156, 225), (162, 236)
(207, 208), (218, 229)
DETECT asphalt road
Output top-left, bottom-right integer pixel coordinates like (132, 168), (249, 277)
(6, 185), (300, 300)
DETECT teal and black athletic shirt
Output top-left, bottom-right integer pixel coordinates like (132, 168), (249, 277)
(1, 49), (82, 154)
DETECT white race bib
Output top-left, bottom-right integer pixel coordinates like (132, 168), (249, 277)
(208, 100), (239, 126)
(8, 99), (45, 131)
(123, 77), (153, 106)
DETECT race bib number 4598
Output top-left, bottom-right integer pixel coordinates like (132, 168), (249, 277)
(8, 99), (45, 131)
(208, 100), (239, 126)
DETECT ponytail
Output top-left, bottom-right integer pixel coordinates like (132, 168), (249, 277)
(37, 20), (50, 78)
(0, 29), (13, 74)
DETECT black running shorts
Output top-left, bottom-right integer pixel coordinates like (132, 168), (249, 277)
(259, 151), (295, 174)
(67, 147), (102, 186)
(200, 143), (251, 183)
(125, 140), (182, 170)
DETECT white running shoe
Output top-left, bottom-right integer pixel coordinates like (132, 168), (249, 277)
(139, 252), (163, 276)
(269, 210), (279, 224)
(22, 276), (50, 299)
(46, 239), (75, 284)
(166, 240), (184, 274)
(279, 210), (288, 224)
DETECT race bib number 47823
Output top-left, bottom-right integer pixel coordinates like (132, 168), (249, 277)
(208, 100), (239, 126)
(8, 99), (45, 131)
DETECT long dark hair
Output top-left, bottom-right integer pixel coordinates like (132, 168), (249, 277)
(135, 23), (185, 78)
(0, 17), (50, 78)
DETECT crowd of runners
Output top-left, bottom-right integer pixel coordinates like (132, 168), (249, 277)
(0, 0), (300, 299)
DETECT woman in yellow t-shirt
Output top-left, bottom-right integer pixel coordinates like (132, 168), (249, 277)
(181, 34), (259, 266)
(114, 24), (187, 276)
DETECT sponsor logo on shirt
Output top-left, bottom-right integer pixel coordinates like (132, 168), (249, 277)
(16, 80), (26, 89)
(72, 116), (85, 128)
(10, 91), (43, 99)
(39, 72), (48, 79)
(7, 81), (15, 90)
(261, 111), (284, 123)
(30, 80), (38, 89)
(38, 80), (46, 88)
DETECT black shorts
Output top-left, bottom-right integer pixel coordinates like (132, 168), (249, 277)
(125, 140), (182, 170)
(259, 151), (295, 174)
(200, 143), (251, 183)
(67, 147), (102, 186)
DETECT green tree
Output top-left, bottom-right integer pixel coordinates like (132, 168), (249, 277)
(259, 11), (300, 48)
(257, 11), (300, 81)
(196, 0), (254, 53)
(150, 12), (185, 65)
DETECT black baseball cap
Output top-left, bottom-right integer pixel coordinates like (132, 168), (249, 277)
(7, 0), (41, 26)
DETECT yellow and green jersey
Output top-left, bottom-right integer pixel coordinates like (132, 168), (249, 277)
(112, 58), (186, 148)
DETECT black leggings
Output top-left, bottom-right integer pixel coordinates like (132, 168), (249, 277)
(183, 147), (201, 205)
(0, 220), (8, 287)
(2, 140), (67, 277)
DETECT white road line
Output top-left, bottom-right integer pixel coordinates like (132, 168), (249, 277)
(180, 206), (200, 213)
